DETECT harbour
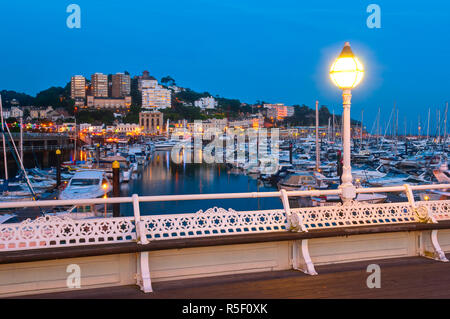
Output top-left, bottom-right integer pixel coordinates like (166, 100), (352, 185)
(0, 1), (449, 302)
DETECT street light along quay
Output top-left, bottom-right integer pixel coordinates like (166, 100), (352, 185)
(330, 42), (364, 202)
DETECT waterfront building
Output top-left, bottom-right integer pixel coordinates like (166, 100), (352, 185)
(116, 123), (141, 133)
(56, 122), (76, 133)
(79, 123), (91, 132)
(229, 114), (264, 129)
(30, 106), (53, 119)
(47, 108), (71, 122)
(139, 78), (158, 91)
(91, 73), (108, 97)
(194, 96), (218, 110)
(264, 103), (294, 120)
(140, 110), (164, 134)
(1, 109), (10, 119)
(142, 87), (171, 109)
(10, 106), (23, 118)
(71, 75), (86, 99)
(86, 96), (131, 111)
(168, 85), (184, 93)
(201, 118), (228, 133)
(137, 71), (158, 91)
(111, 73), (131, 97)
(79, 123), (104, 133)
(295, 126), (329, 137)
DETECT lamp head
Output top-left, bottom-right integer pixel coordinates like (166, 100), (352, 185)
(330, 42), (364, 89)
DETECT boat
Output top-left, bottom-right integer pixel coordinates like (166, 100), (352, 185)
(352, 164), (387, 182)
(0, 213), (18, 224)
(59, 170), (112, 200)
(277, 172), (328, 191)
(154, 139), (179, 151)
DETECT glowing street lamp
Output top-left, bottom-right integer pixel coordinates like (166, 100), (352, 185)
(330, 42), (364, 202)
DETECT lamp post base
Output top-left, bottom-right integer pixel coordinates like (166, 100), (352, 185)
(339, 183), (356, 203)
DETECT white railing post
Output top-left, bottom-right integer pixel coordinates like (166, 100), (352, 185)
(132, 194), (153, 293)
(281, 189), (306, 232)
(132, 194), (148, 244)
(404, 185), (448, 262)
(404, 184), (435, 223)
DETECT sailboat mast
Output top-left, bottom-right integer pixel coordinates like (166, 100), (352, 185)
(404, 117), (407, 139)
(332, 110), (335, 144)
(377, 107), (380, 142)
(418, 115), (421, 138)
(74, 118), (77, 162)
(444, 102), (448, 144)
(315, 100), (320, 171)
(427, 108), (430, 141)
(438, 109), (441, 143)
(360, 109), (363, 148)
(396, 109), (399, 140)
(20, 116), (23, 164)
(0, 95), (8, 181)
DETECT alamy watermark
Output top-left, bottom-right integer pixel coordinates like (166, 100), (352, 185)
(66, 264), (81, 288)
(169, 122), (280, 174)
(66, 4), (81, 29)
(366, 4), (381, 29)
(366, 264), (381, 288)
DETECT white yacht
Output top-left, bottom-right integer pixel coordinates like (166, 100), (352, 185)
(59, 170), (112, 200)
(154, 139), (179, 151)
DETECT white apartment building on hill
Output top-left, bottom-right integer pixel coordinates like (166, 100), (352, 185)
(142, 86), (171, 109)
(71, 75), (86, 99)
(194, 96), (218, 109)
(91, 73), (108, 97)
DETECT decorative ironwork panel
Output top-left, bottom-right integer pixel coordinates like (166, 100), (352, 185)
(0, 215), (136, 251)
(419, 200), (450, 221)
(290, 201), (416, 230)
(142, 207), (288, 240)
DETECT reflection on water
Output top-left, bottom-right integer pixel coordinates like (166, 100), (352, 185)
(120, 151), (282, 216)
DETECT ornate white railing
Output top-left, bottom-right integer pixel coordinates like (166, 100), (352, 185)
(420, 200), (450, 221)
(142, 208), (287, 241)
(290, 201), (416, 231)
(1, 184), (450, 252)
(0, 215), (136, 251)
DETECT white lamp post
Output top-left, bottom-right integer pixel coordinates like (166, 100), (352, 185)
(330, 42), (364, 202)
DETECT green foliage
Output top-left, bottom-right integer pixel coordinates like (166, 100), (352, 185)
(161, 76), (176, 87)
(123, 104), (141, 124)
(175, 89), (210, 104)
(76, 110), (115, 125)
(34, 83), (74, 114)
(161, 102), (207, 122)
(289, 104), (360, 127)
(216, 97), (241, 114)
(0, 90), (34, 107)
(130, 77), (142, 107)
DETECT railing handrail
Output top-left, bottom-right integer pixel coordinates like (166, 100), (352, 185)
(0, 183), (448, 210)
(1, 183), (450, 253)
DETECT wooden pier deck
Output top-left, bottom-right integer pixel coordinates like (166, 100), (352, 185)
(17, 255), (450, 299)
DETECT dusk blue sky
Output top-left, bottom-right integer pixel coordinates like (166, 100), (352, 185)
(0, 1), (448, 134)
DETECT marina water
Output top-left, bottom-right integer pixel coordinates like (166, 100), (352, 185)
(120, 150), (282, 216)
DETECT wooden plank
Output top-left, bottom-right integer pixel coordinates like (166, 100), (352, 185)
(3, 221), (450, 265)
(15, 255), (450, 299)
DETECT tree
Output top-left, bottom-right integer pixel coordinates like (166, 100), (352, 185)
(0, 90), (34, 107)
(76, 110), (115, 125)
(130, 77), (142, 107)
(123, 104), (141, 124)
(161, 76), (176, 87)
